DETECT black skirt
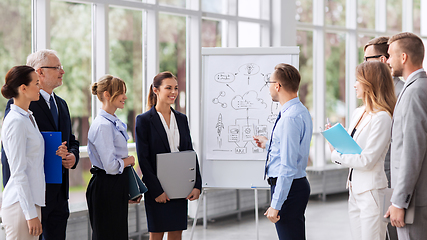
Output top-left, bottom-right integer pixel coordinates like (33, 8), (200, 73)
(86, 167), (130, 240)
(144, 190), (188, 232)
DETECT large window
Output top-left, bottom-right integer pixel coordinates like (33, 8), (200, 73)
(387, 0), (402, 32)
(201, 0), (226, 14)
(296, 30), (313, 112)
(238, 0), (260, 18)
(0, 0), (31, 120)
(50, 1), (92, 146)
(159, 13), (186, 113)
(202, 19), (222, 47)
(414, 0), (421, 34)
(109, 7), (143, 141)
(296, 0), (312, 23)
(357, 0), (375, 29)
(325, 0), (345, 26)
(159, 0), (185, 8)
(325, 32), (346, 125)
(238, 22), (261, 47)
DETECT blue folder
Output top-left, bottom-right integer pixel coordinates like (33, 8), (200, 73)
(41, 132), (62, 184)
(321, 123), (362, 154)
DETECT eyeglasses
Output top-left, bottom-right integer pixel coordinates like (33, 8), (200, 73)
(268, 81), (281, 86)
(364, 55), (383, 62)
(40, 66), (64, 71)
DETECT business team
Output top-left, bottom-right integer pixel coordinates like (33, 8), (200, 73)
(1, 32), (427, 240)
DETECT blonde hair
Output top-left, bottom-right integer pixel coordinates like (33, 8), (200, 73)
(356, 61), (396, 117)
(91, 75), (126, 102)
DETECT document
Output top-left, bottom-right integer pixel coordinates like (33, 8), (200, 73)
(157, 151), (197, 199)
(382, 188), (415, 224)
(128, 167), (148, 201)
(321, 123), (362, 154)
(41, 132), (62, 184)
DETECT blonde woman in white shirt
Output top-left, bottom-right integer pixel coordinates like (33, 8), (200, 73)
(1, 65), (45, 239)
(326, 61), (397, 240)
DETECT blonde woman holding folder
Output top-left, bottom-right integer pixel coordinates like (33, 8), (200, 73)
(86, 75), (140, 240)
(327, 61), (396, 240)
(135, 71), (202, 240)
(1, 66), (45, 239)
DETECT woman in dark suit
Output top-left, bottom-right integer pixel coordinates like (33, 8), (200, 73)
(135, 71), (202, 240)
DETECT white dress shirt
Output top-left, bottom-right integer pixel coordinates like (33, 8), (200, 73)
(157, 111), (180, 152)
(1, 104), (45, 220)
(39, 89), (58, 112)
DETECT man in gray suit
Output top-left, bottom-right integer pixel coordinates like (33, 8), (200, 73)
(364, 36), (404, 240)
(385, 32), (427, 240)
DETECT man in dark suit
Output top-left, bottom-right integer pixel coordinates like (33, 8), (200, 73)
(1, 49), (79, 240)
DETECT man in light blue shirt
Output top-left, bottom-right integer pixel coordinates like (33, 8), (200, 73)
(254, 63), (313, 240)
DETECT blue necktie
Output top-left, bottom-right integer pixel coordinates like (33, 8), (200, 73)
(264, 111), (281, 179)
(49, 95), (59, 128)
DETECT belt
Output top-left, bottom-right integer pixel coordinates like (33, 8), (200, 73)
(267, 177), (277, 186)
(267, 176), (307, 186)
(90, 166), (106, 175)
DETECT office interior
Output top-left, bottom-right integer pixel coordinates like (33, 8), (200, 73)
(0, 0), (425, 239)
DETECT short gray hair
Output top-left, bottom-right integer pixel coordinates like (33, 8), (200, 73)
(26, 49), (59, 69)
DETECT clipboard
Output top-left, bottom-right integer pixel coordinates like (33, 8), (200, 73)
(321, 123), (362, 154)
(41, 132), (62, 184)
(156, 151), (197, 199)
(382, 188), (415, 224)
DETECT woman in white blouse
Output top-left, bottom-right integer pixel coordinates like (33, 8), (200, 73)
(1, 65), (45, 239)
(327, 61), (397, 240)
(86, 75), (140, 240)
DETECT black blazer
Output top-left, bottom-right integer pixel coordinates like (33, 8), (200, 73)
(135, 107), (202, 199)
(1, 94), (79, 201)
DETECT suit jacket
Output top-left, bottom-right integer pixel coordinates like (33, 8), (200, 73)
(393, 77), (405, 98)
(391, 70), (427, 209)
(384, 76), (405, 187)
(331, 106), (391, 194)
(1, 94), (79, 202)
(135, 107), (202, 199)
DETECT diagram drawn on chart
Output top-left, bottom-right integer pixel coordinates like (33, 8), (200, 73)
(212, 90), (268, 154)
(212, 91), (227, 108)
(237, 63), (260, 85)
(206, 54), (294, 160)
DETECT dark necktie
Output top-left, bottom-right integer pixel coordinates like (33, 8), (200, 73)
(264, 111), (281, 179)
(49, 95), (59, 128)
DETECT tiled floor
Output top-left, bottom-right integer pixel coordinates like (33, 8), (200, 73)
(142, 192), (351, 240)
(0, 192), (351, 240)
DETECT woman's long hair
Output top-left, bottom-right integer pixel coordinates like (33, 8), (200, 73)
(147, 71), (177, 110)
(356, 61), (396, 117)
